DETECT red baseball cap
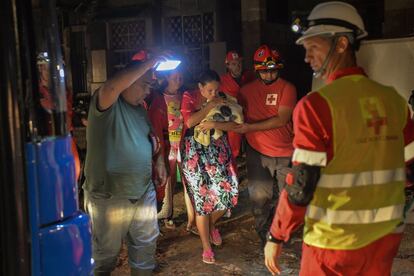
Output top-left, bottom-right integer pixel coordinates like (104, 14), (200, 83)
(225, 51), (242, 63)
(131, 50), (148, 62)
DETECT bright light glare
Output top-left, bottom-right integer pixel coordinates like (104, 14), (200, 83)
(155, 60), (181, 71)
(292, 24), (300, 33)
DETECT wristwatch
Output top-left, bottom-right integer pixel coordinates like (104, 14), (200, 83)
(267, 232), (284, 244)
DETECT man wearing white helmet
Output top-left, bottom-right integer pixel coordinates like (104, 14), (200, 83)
(264, 2), (414, 275)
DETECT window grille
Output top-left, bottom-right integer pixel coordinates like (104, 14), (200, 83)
(164, 13), (215, 78)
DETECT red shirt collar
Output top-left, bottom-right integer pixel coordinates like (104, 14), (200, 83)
(327, 67), (366, 83)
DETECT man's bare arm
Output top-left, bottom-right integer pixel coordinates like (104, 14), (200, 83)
(234, 106), (293, 133)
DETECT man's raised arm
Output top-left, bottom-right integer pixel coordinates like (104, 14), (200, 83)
(98, 58), (159, 110)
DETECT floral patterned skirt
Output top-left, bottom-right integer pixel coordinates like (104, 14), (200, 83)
(180, 133), (239, 216)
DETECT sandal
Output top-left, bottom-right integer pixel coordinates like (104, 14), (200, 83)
(210, 228), (222, 246)
(202, 249), (215, 264)
(185, 225), (199, 236)
(163, 219), (176, 230)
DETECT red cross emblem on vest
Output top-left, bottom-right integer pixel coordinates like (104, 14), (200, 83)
(266, 94), (278, 106)
(362, 98), (387, 135)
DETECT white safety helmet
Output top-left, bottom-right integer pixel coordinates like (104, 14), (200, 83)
(295, 1), (368, 45)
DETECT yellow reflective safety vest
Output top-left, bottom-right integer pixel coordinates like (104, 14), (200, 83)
(304, 75), (407, 250)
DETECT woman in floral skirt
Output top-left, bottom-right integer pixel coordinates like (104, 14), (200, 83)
(180, 69), (239, 264)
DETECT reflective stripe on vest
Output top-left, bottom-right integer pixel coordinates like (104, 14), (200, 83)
(304, 75), (407, 250)
(406, 140), (414, 162)
(317, 168), (405, 188)
(307, 204), (404, 224)
(292, 148), (327, 166)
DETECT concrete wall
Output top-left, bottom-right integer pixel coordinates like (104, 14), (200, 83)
(240, 0), (314, 98)
(76, 0), (414, 96)
(241, 0), (266, 69)
(384, 0), (414, 37)
(262, 22), (313, 99)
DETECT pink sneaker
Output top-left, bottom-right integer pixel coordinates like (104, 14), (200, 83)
(210, 228), (222, 246)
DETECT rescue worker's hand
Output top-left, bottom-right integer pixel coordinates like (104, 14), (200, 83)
(198, 121), (215, 132)
(233, 123), (251, 134)
(264, 241), (283, 275)
(154, 155), (167, 187)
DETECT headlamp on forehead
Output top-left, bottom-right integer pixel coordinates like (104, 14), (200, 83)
(293, 2), (368, 45)
(291, 16), (363, 37)
(253, 59), (282, 71)
(254, 61), (276, 71)
(265, 61), (276, 69)
(291, 11), (309, 33)
(291, 17), (305, 34)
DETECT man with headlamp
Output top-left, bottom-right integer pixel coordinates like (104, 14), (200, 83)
(264, 2), (414, 275)
(236, 44), (297, 246)
(84, 50), (168, 276)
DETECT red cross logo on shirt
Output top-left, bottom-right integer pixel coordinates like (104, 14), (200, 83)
(266, 94), (278, 106)
(362, 98), (387, 135)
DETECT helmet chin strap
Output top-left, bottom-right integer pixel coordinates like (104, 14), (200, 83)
(313, 36), (338, 78)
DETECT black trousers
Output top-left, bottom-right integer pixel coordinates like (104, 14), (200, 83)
(245, 142), (291, 244)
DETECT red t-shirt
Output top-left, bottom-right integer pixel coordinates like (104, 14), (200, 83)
(220, 71), (255, 98)
(270, 67), (414, 242)
(220, 71), (254, 158)
(239, 78), (297, 157)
